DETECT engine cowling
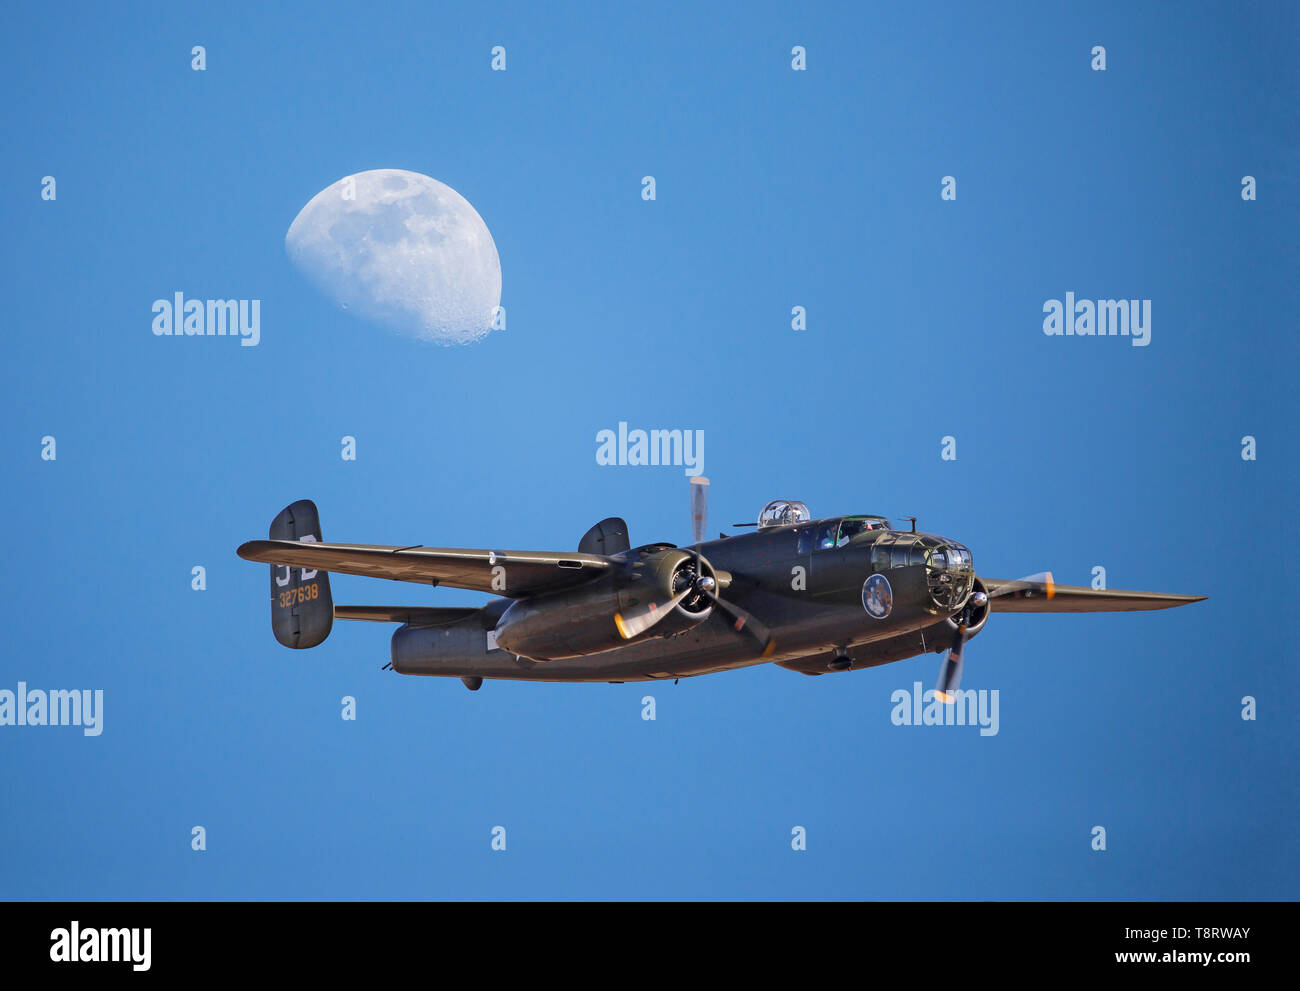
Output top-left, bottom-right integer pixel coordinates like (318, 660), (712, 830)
(938, 576), (990, 641)
(494, 546), (714, 660)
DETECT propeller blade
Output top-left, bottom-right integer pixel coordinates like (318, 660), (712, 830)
(682, 543), (776, 658)
(701, 587), (776, 658)
(987, 571), (1054, 602)
(614, 587), (691, 640)
(935, 622), (967, 703)
(690, 476), (709, 545)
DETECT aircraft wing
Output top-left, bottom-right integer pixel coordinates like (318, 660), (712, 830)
(236, 540), (613, 596)
(982, 576), (1205, 612)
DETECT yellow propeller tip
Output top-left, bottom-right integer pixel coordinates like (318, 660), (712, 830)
(614, 613), (631, 639)
(761, 641), (776, 659)
(935, 690), (956, 704)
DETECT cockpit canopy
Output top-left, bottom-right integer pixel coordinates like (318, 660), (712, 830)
(757, 500), (812, 528)
(797, 515), (893, 552)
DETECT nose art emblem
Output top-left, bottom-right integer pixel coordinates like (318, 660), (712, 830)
(862, 573), (893, 620)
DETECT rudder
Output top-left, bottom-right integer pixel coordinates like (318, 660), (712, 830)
(268, 499), (334, 648)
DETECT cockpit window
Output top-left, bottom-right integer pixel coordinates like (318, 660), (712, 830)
(869, 531), (922, 568)
(814, 522), (837, 549)
(837, 516), (888, 544)
(810, 515), (893, 551)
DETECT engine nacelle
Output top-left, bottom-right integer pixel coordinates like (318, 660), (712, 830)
(494, 546), (714, 660)
(918, 578), (991, 655)
(391, 615), (494, 676)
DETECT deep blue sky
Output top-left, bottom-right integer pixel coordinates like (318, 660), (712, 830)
(1, 1), (1295, 900)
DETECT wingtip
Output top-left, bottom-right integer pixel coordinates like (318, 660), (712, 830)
(1163, 593), (1208, 609)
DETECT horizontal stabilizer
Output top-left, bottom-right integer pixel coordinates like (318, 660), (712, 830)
(334, 605), (481, 627)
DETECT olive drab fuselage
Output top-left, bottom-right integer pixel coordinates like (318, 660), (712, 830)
(393, 518), (981, 682)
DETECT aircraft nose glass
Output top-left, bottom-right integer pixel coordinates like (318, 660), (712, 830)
(926, 541), (974, 611)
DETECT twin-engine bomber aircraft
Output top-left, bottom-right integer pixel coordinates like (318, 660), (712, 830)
(237, 481), (1205, 693)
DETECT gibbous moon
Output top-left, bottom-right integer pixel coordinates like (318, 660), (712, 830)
(285, 169), (502, 345)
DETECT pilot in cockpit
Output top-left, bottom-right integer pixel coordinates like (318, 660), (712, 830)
(818, 523), (837, 549)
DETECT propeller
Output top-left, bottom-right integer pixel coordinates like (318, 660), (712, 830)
(613, 477), (776, 658)
(935, 572), (1053, 702)
(689, 550), (776, 657)
(614, 550), (727, 639)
